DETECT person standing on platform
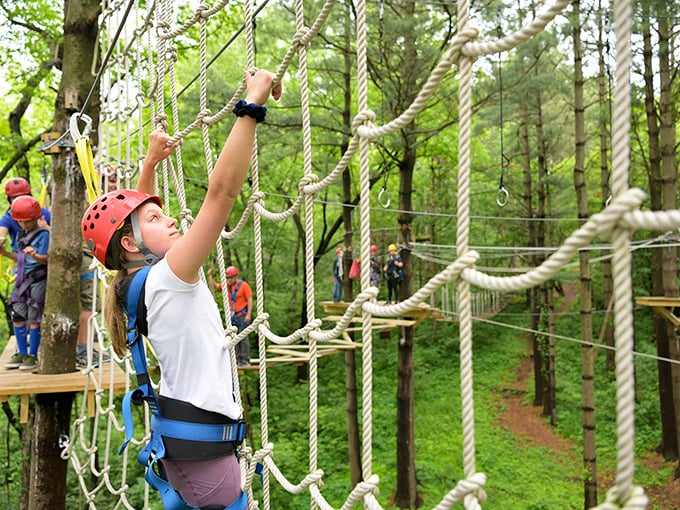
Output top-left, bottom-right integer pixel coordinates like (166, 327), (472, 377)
(332, 246), (344, 302)
(224, 266), (253, 367)
(369, 244), (382, 288)
(383, 243), (403, 304)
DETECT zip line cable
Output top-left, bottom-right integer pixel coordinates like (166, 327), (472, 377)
(495, 9), (509, 207)
(474, 316), (680, 367)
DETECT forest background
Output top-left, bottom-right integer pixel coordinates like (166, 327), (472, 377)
(0, 0), (678, 509)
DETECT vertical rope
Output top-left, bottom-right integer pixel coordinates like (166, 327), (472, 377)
(456, 0), (478, 491)
(608, 0), (636, 503)
(293, 1), (320, 508)
(354, 0), (375, 488)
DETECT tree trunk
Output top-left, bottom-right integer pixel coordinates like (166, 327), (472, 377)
(572, 0), (597, 505)
(29, 0), (99, 508)
(642, 4), (678, 461)
(394, 137), (421, 509)
(535, 96), (554, 419)
(657, 11), (680, 462)
(518, 104), (540, 405)
(341, 8), (362, 485)
(596, 1), (614, 371)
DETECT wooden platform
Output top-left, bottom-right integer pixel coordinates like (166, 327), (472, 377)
(0, 339), (129, 423)
(635, 296), (680, 327)
(319, 300), (438, 324)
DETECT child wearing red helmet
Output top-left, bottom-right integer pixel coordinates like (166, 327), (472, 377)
(82, 69), (281, 509)
(4, 195), (50, 370)
(207, 265), (253, 366)
(0, 177), (51, 260)
(225, 266), (253, 366)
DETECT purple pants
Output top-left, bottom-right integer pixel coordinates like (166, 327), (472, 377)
(161, 454), (241, 507)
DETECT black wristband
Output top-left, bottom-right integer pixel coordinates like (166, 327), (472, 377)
(232, 100), (267, 123)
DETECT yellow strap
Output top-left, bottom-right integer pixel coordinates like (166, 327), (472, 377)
(75, 138), (101, 203)
(38, 182), (48, 208)
(0, 257), (16, 283)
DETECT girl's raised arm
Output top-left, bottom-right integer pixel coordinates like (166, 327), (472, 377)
(167, 70), (281, 283)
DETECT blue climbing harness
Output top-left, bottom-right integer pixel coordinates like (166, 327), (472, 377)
(119, 266), (249, 510)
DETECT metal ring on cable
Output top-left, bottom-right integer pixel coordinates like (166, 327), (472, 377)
(378, 186), (391, 208)
(69, 112), (93, 143)
(496, 186), (509, 207)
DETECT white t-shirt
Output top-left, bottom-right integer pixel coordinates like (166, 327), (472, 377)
(144, 258), (240, 419)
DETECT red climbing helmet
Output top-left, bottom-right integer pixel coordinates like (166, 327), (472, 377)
(81, 189), (161, 269)
(370, 244), (378, 253)
(5, 177), (31, 198)
(10, 195), (41, 221)
(225, 266), (239, 278)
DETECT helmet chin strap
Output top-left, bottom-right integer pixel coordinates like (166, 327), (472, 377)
(122, 209), (160, 269)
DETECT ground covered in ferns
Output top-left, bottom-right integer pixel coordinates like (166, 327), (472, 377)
(497, 283), (680, 509)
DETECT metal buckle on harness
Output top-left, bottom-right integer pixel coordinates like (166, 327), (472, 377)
(131, 388), (145, 406)
(131, 390), (161, 417)
(236, 420), (249, 442)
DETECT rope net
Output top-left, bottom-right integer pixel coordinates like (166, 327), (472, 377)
(60, 0), (680, 508)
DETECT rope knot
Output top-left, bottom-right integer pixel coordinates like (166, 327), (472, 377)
(153, 114), (169, 131)
(198, 108), (213, 125)
(352, 110), (376, 135)
(165, 47), (178, 63)
(443, 473), (486, 509)
(593, 188), (645, 241)
(296, 318), (321, 339)
(298, 174), (320, 194)
(456, 26), (481, 59)
(248, 191), (265, 207)
(195, 2), (211, 19)
(292, 27), (312, 49)
(178, 208), (194, 224)
(595, 484), (648, 509)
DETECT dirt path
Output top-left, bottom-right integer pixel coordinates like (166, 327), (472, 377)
(496, 284), (680, 509)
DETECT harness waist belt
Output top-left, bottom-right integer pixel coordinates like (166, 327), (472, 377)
(151, 415), (248, 443)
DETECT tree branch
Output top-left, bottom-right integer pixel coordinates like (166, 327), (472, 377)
(0, 3), (49, 38)
(0, 134), (43, 182)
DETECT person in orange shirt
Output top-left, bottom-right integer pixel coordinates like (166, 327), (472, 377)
(224, 266), (253, 366)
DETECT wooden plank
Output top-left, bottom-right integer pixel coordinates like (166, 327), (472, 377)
(320, 300), (436, 320)
(87, 392), (95, 418)
(635, 297), (680, 327)
(323, 315), (416, 327)
(0, 340), (129, 399)
(20, 394), (28, 423)
(635, 296), (680, 307)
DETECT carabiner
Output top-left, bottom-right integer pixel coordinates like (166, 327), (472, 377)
(496, 186), (509, 207)
(69, 112), (93, 143)
(378, 186), (391, 208)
